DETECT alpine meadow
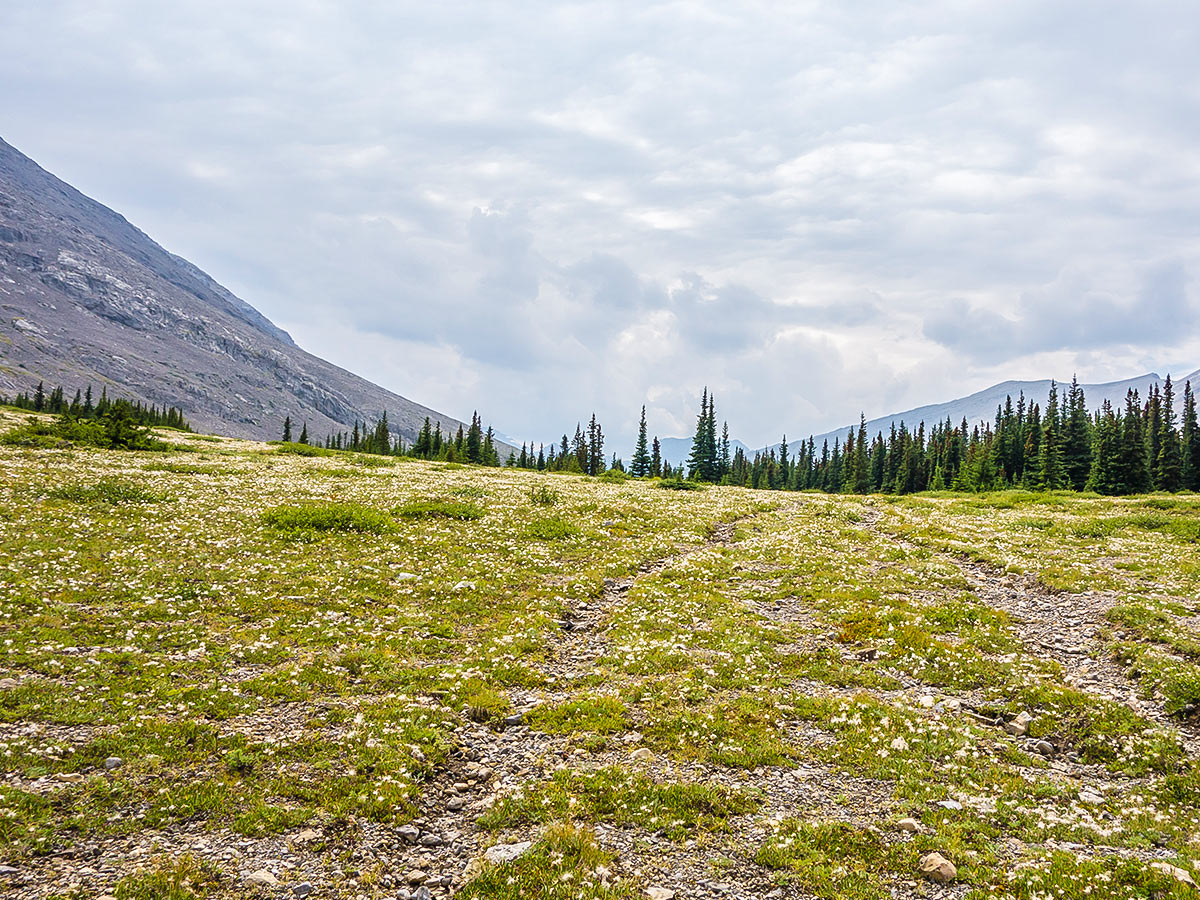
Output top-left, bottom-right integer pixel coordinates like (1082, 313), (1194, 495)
(4, 2), (1200, 900)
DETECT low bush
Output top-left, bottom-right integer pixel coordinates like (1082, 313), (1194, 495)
(261, 502), (395, 534)
(394, 499), (485, 520)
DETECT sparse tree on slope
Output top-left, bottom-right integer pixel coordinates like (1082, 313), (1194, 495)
(631, 406), (651, 477)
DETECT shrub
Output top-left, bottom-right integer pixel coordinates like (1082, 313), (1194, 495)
(48, 479), (173, 505)
(529, 485), (559, 506)
(3, 413), (168, 451)
(261, 502), (395, 534)
(272, 441), (332, 457)
(394, 499), (484, 520)
(597, 469), (629, 483)
(524, 517), (580, 540)
(657, 477), (703, 491)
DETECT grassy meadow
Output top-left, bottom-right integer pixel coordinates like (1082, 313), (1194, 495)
(1, 407), (1199, 899)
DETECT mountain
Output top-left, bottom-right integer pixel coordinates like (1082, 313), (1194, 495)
(0, 135), (510, 450)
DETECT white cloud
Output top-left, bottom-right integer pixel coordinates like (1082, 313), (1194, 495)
(2, 0), (1198, 450)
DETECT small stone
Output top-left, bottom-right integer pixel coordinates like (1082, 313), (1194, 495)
(0, 865), (20, 876)
(855, 646), (878, 661)
(1079, 789), (1104, 805)
(917, 695), (936, 708)
(484, 841), (532, 864)
(53, 773), (84, 784)
(1034, 740), (1055, 758)
(622, 731), (644, 743)
(1004, 711), (1033, 737)
(936, 799), (963, 811)
(397, 824), (421, 843)
(919, 852), (957, 884)
(405, 870), (429, 885)
(247, 869), (279, 886)
(646, 888), (676, 900)
(294, 828), (320, 844)
(413, 888), (433, 900)
(502, 714), (524, 727)
(292, 883), (313, 898)
(103, 756), (123, 770)
(97, 895), (116, 900)
(0, 678), (18, 690)
(897, 817), (921, 833)
(419, 833), (444, 847)
(447, 797), (465, 811)
(630, 747), (654, 762)
(1150, 862), (1196, 887)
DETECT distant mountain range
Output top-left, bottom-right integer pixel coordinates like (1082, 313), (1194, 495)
(0, 136), (512, 451)
(659, 369), (1200, 466)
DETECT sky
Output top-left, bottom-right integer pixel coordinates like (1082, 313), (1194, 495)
(3, 1), (1199, 450)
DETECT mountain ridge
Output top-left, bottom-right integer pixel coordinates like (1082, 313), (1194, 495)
(0, 135), (511, 450)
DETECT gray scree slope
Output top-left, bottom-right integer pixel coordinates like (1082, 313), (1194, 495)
(0, 135), (510, 450)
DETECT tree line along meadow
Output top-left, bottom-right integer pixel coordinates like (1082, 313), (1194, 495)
(5, 375), (1200, 497)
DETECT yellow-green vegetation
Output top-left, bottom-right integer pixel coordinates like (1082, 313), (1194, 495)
(1, 413), (1199, 898)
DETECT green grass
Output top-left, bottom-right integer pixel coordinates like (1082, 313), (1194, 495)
(457, 824), (634, 899)
(478, 766), (758, 841)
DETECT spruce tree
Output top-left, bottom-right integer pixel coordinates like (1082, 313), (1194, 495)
(466, 412), (482, 463)
(631, 406), (651, 477)
(719, 423), (731, 480)
(1155, 375), (1183, 491)
(853, 415), (870, 493)
(1182, 381), (1200, 491)
(1037, 382), (1065, 490)
(587, 414), (604, 475)
(1062, 376), (1092, 490)
(1119, 390), (1152, 493)
(282, 415), (292, 442)
(298, 421), (308, 445)
(651, 437), (662, 477)
(1088, 401), (1123, 494)
(483, 426), (499, 465)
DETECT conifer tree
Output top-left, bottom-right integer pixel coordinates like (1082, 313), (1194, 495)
(1155, 375), (1183, 491)
(282, 415), (292, 442)
(298, 421), (308, 445)
(1038, 382), (1065, 490)
(1119, 390), (1152, 493)
(1061, 376), (1092, 490)
(853, 414), (870, 493)
(719, 423), (731, 480)
(1088, 401), (1123, 494)
(1182, 381), (1200, 491)
(651, 436), (662, 477)
(467, 412), (483, 463)
(631, 406), (651, 477)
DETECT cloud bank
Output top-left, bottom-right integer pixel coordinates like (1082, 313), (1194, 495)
(2, 1), (1198, 448)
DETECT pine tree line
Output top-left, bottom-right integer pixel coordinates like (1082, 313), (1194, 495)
(2, 381), (191, 430)
(693, 376), (1199, 496)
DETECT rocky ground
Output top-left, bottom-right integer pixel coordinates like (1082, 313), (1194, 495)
(1, 437), (1199, 899)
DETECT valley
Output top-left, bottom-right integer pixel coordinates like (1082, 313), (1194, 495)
(1, 409), (1199, 898)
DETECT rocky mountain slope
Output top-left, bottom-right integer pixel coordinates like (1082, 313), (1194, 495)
(0, 136), (505, 448)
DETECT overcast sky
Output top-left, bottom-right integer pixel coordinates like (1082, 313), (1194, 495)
(3, 1), (1199, 449)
